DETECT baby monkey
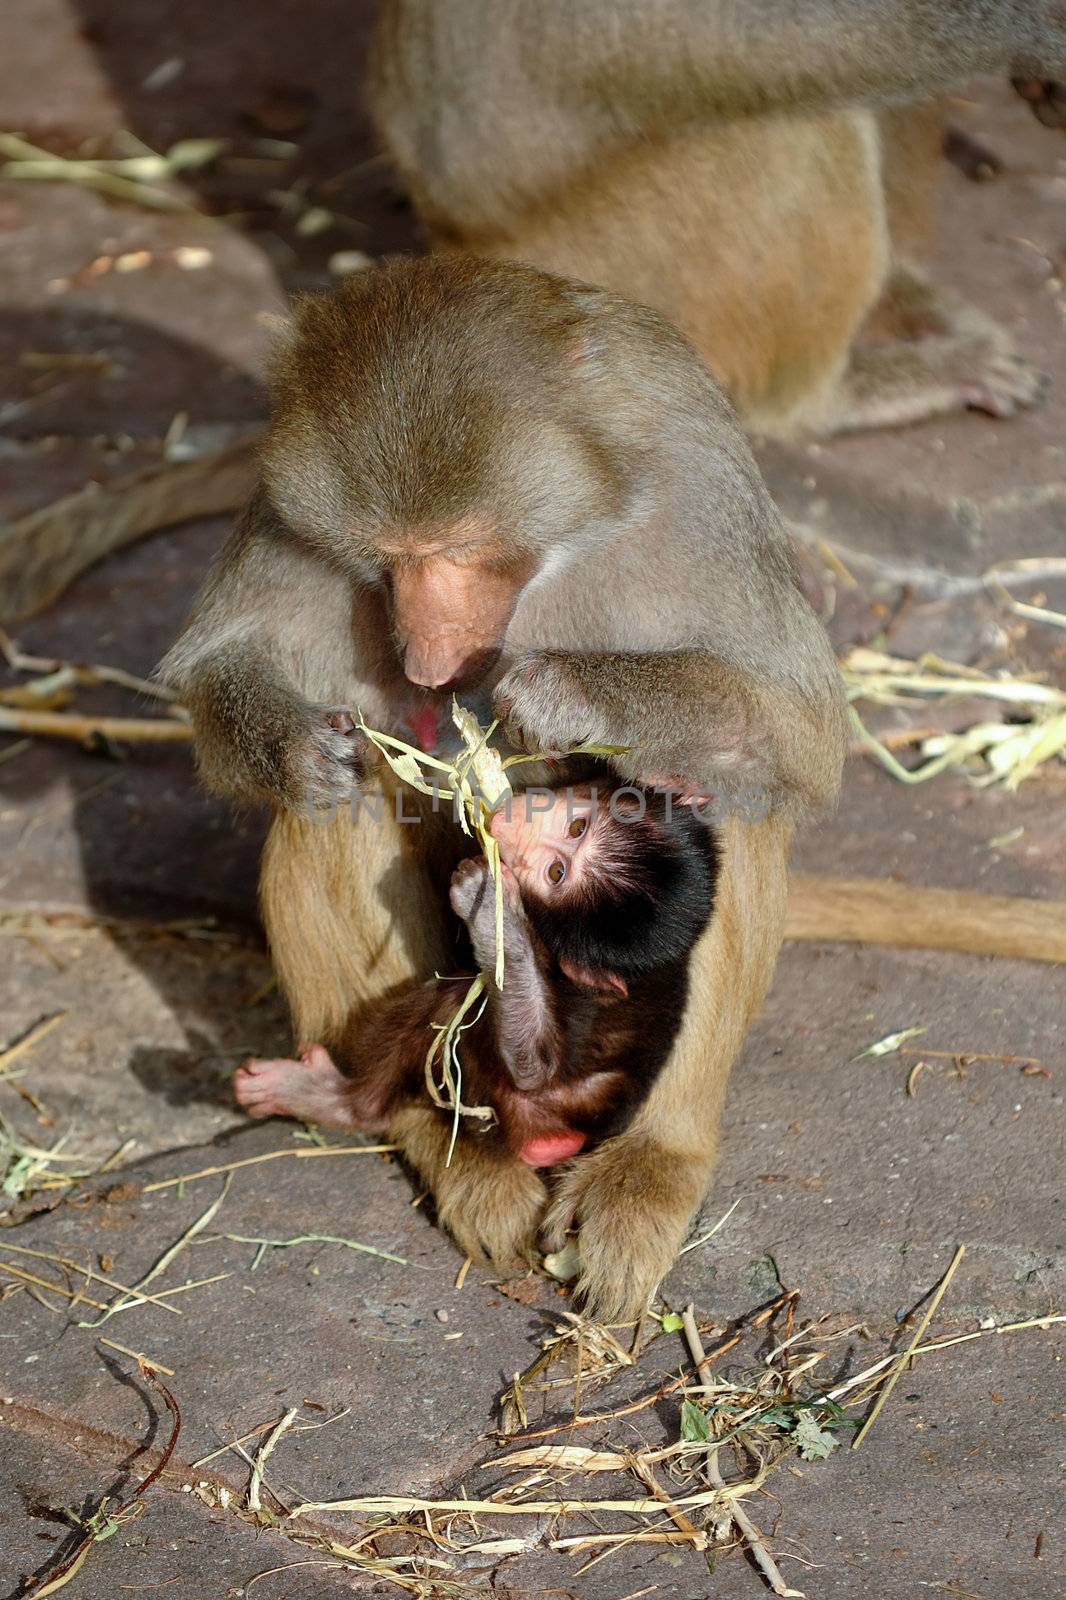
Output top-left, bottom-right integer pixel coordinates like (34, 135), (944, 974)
(236, 775), (717, 1167)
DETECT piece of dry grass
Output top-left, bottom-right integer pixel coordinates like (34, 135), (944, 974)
(843, 646), (1066, 789)
(0, 130), (219, 212)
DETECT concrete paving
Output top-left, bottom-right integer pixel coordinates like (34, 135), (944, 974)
(0, 7), (1064, 1597)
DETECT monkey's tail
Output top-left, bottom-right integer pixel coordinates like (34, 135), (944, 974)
(786, 873), (1065, 964)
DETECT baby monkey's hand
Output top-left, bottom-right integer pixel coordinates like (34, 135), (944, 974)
(449, 857), (492, 925)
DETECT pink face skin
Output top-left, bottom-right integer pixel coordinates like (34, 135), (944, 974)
(488, 786), (598, 901)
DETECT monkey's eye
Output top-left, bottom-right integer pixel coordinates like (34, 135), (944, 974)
(568, 816), (588, 839)
(547, 860), (567, 885)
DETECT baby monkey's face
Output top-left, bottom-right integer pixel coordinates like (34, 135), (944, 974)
(488, 785), (599, 901)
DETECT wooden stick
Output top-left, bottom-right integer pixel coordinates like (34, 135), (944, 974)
(0, 707), (193, 743)
(0, 629), (182, 704)
(851, 1244), (966, 1449)
(0, 441), (257, 621)
(0, 1012), (66, 1073)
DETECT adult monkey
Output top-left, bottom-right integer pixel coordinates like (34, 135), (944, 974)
(368, 2), (1066, 437)
(161, 255), (847, 1319)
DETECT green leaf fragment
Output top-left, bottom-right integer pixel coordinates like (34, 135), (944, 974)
(794, 1409), (839, 1461)
(680, 1399), (712, 1443)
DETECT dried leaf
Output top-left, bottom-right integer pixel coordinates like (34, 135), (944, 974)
(853, 1027), (925, 1060)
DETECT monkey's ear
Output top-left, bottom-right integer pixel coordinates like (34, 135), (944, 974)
(558, 956), (628, 997)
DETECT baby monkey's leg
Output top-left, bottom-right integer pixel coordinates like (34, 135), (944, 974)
(449, 858), (561, 1091)
(234, 1044), (382, 1129)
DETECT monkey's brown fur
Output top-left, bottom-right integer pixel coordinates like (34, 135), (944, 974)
(369, 2), (1062, 436)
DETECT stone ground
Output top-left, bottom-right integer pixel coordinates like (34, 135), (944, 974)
(0, 6), (1064, 1597)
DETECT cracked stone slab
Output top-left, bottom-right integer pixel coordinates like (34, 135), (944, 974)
(0, 941), (1061, 1594)
(0, 1418), (358, 1597)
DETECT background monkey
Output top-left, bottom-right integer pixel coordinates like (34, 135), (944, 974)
(235, 774), (719, 1174)
(368, 2), (1066, 437)
(160, 252), (846, 1319)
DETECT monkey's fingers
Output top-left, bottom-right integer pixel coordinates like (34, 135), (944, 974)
(449, 856), (491, 921)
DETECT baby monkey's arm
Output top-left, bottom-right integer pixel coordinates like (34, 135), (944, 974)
(449, 858), (562, 1093)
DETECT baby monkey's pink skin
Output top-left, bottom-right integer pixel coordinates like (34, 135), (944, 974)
(234, 1045), (391, 1131)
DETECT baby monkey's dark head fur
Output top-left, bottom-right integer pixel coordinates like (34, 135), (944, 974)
(495, 784), (718, 987)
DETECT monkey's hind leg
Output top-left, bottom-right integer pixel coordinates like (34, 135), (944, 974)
(390, 1101), (549, 1267)
(823, 264), (1049, 433)
(543, 816), (791, 1323)
(262, 801), (549, 1266)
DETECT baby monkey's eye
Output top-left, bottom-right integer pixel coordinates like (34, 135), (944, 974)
(547, 860), (567, 884)
(568, 816), (588, 838)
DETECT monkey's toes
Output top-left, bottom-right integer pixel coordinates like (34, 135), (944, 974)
(962, 355), (1050, 418)
(234, 1058), (287, 1117)
(543, 1137), (703, 1322)
(436, 1157), (548, 1268)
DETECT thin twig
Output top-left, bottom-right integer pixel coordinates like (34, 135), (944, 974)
(248, 1407), (298, 1512)
(0, 629), (183, 703)
(681, 1305), (804, 1598)
(0, 1012), (66, 1073)
(0, 1261), (109, 1310)
(0, 1244), (182, 1315)
(0, 707), (193, 743)
(502, 1333), (742, 1442)
(83, 1177), (231, 1326)
(851, 1245), (966, 1449)
(143, 1143), (395, 1192)
(23, 1358), (181, 1596)
(97, 1338), (176, 1376)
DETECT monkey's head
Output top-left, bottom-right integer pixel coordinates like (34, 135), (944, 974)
(262, 256), (637, 692)
(490, 783), (717, 994)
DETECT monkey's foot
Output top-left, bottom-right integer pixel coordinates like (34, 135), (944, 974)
(957, 349), (1050, 419)
(234, 1044), (366, 1129)
(542, 1134), (705, 1322)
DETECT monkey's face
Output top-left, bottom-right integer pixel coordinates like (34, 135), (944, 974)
(489, 787), (599, 902)
(381, 524), (536, 691)
(263, 258), (637, 695)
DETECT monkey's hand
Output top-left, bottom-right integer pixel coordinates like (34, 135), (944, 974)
(1012, 75), (1066, 128)
(283, 704), (369, 808)
(450, 858), (534, 974)
(493, 651), (608, 757)
(496, 648), (844, 816)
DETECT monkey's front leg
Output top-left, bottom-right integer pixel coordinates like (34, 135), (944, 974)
(543, 815), (790, 1322)
(495, 649), (843, 815)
